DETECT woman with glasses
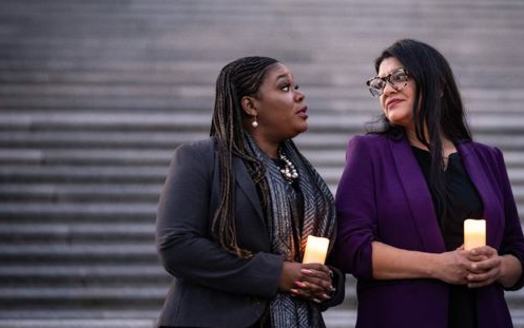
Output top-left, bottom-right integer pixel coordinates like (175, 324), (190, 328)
(333, 39), (524, 327)
(156, 56), (344, 328)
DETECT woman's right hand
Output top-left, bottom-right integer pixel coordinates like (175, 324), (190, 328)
(279, 262), (333, 302)
(433, 249), (472, 284)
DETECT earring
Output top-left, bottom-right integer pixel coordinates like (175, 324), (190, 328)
(251, 116), (259, 128)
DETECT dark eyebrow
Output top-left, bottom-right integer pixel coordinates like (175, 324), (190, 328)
(276, 73), (291, 81)
(378, 67), (405, 78)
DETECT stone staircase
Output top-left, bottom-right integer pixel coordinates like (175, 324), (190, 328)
(1, 0), (524, 327)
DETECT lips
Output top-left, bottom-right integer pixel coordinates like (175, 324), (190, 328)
(386, 98), (404, 110)
(296, 106), (308, 118)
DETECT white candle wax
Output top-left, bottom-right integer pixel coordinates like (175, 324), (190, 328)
(464, 219), (486, 251)
(303, 236), (330, 264)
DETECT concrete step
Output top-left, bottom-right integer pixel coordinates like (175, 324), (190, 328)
(0, 311), (355, 328)
(0, 165), (340, 184)
(0, 283), (522, 328)
(0, 287), (165, 308)
(0, 179), (523, 205)
(0, 223), (154, 243)
(2, 60), (524, 96)
(0, 203), (156, 223)
(0, 309), (158, 320)
(3, 131), (524, 153)
(2, 0), (522, 16)
(1, 93), (523, 114)
(3, 148), (524, 168)
(1, 84), (524, 108)
(0, 243), (157, 264)
(3, 66), (524, 91)
(0, 319), (155, 328)
(1, 111), (524, 134)
(0, 312), (359, 328)
(0, 165), (167, 183)
(0, 264), (169, 287)
(0, 80), (524, 102)
(0, 184), (161, 202)
(1, 156), (524, 180)
(0, 24), (522, 57)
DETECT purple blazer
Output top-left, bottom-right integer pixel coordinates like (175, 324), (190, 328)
(333, 134), (524, 328)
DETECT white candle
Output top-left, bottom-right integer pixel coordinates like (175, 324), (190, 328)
(464, 219), (486, 251)
(303, 236), (330, 264)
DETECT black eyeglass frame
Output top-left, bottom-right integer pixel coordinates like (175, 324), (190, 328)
(366, 68), (410, 97)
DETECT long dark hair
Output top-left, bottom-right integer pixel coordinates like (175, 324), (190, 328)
(371, 39), (472, 222)
(209, 56), (278, 257)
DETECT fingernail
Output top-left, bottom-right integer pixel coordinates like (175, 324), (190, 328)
(322, 293), (331, 299)
(290, 289), (299, 294)
(295, 281), (306, 288)
(329, 286), (336, 292)
(471, 249), (477, 255)
(301, 269), (313, 274)
(313, 298), (321, 303)
(472, 264), (477, 270)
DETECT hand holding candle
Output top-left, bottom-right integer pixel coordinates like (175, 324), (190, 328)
(464, 219), (486, 251)
(303, 236), (330, 264)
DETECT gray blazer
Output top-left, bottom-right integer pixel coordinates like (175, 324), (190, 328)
(156, 138), (344, 328)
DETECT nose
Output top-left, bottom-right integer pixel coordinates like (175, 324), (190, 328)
(294, 89), (305, 102)
(382, 80), (397, 96)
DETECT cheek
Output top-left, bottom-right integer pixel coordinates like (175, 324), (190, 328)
(379, 98), (387, 113)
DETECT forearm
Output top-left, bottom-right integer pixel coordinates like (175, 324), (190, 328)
(158, 232), (283, 298)
(499, 254), (523, 288)
(371, 241), (440, 280)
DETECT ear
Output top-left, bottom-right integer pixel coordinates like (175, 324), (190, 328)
(240, 96), (257, 117)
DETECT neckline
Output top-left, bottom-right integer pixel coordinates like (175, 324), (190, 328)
(410, 145), (459, 159)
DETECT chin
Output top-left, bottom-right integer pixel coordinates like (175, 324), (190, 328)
(387, 113), (411, 127)
(286, 126), (307, 139)
(296, 123), (308, 134)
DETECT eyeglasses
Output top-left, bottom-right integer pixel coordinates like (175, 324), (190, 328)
(366, 68), (410, 97)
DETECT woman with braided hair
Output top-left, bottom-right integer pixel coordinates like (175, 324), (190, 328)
(156, 56), (344, 328)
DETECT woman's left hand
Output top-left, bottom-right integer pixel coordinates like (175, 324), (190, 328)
(465, 246), (502, 288)
(290, 263), (333, 303)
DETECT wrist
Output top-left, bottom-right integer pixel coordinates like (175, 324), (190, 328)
(498, 255), (507, 285)
(497, 255), (520, 288)
(279, 261), (299, 291)
(426, 253), (443, 280)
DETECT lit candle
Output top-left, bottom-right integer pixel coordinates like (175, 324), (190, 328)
(464, 219), (486, 250)
(303, 236), (330, 264)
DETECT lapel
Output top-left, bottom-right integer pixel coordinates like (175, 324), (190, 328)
(232, 156), (265, 224)
(389, 136), (446, 252)
(456, 142), (502, 246)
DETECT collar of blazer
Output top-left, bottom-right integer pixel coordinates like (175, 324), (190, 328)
(232, 156), (265, 223)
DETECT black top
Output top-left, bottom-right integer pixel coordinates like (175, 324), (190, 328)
(411, 146), (484, 328)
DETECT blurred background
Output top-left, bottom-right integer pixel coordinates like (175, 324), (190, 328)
(1, 0), (524, 327)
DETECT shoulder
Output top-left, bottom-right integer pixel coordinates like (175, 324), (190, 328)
(459, 140), (508, 175)
(460, 140), (503, 161)
(170, 137), (217, 176)
(174, 137), (216, 160)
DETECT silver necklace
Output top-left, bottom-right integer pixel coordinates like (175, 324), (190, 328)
(278, 150), (299, 182)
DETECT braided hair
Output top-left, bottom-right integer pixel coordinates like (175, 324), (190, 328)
(210, 56), (278, 258)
